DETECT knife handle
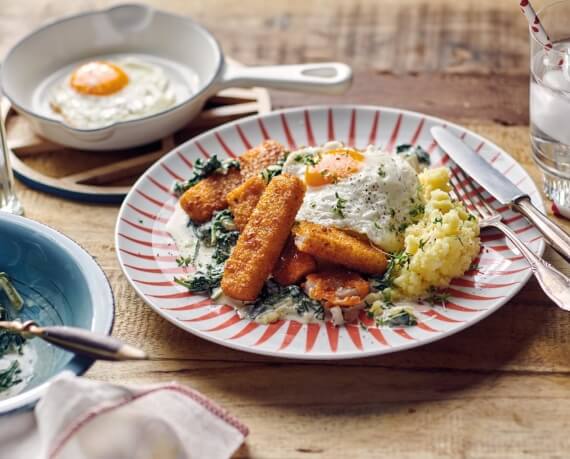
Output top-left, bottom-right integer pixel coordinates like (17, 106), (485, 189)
(515, 197), (570, 264)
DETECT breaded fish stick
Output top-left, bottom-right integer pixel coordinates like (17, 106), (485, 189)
(221, 175), (306, 301)
(227, 178), (315, 284)
(180, 140), (286, 223)
(293, 221), (388, 275)
(226, 176), (267, 231)
(180, 169), (242, 223)
(273, 238), (317, 285)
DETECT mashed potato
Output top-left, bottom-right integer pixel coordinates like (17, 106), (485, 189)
(392, 167), (480, 298)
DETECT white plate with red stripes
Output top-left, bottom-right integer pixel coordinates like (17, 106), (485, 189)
(115, 105), (544, 360)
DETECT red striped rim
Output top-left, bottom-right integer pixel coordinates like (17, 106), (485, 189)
(410, 118), (425, 145)
(215, 132), (237, 158)
(186, 305), (233, 324)
(386, 113), (403, 151)
(279, 321), (303, 350)
(347, 109), (357, 147)
(236, 125), (253, 150)
(204, 313), (241, 332)
(118, 233), (172, 249)
(119, 248), (177, 262)
(304, 110), (316, 146)
(195, 142), (211, 158)
(148, 175), (172, 194)
(162, 298), (213, 311)
(230, 322), (259, 340)
(161, 163), (184, 181)
(325, 322), (339, 352)
(127, 204), (167, 223)
(258, 118), (270, 140)
(280, 114), (297, 149)
(177, 151), (193, 170)
(394, 328), (415, 340)
(327, 108), (335, 141)
(305, 323), (320, 352)
(345, 324), (363, 350)
(254, 321), (286, 346)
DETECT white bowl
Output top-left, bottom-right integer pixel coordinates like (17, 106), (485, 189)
(1, 4), (352, 151)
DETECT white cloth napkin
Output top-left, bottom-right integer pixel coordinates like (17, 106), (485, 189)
(0, 373), (248, 459)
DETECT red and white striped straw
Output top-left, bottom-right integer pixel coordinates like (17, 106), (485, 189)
(519, 0), (553, 49)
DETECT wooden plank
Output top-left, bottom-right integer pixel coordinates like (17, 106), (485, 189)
(270, 72), (530, 126)
(1, 0), (532, 75)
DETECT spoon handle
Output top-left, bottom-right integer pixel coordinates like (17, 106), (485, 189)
(33, 324), (148, 361)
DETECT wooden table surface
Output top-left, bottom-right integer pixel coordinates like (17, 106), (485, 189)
(4, 1), (570, 458)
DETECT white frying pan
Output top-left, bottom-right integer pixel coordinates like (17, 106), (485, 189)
(1, 4), (352, 151)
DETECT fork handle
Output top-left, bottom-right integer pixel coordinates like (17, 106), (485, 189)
(498, 221), (570, 311)
(515, 197), (570, 264)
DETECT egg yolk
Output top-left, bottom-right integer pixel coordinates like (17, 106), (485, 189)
(70, 61), (129, 96)
(305, 149), (364, 186)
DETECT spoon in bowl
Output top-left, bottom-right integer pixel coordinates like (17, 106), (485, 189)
(0, 320), (148, 361)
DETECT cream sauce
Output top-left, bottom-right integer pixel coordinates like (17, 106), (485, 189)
(0, 344), (36, 400)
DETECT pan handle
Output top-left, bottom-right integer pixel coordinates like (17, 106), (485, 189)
(217, 61), (352, 95)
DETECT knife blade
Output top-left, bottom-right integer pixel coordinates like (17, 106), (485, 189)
(431, 127), (528, 204)
(431, 126), (570, 263)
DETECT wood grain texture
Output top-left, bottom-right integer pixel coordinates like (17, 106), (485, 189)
(3, 0), (570, 458)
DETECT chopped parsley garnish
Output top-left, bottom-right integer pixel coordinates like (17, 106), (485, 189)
(409, 203), (425, 218)
(370, 250), (411, 291)
(389, 208), (396, 218)
(332, 192), (347, 218)
(173, 156), (240, 195)
(426, 289), (451, 307)
(377, 307), (418, 327)
(0, 361), (22, 391)
(294, 152), (319, 166)
(378, 165), (386, 177)
(433, 216), (443, 224)
(396, 144), (431, 166)
(418, 238), (428, 250)
(176, 256), (192, 267)
(468, 214), (476, 221)
(260, 154), (288, 183)
(0, 273), (27, 392)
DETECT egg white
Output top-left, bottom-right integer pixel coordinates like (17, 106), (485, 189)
(50, 57), (176, 129)
(283, 142), (421, 252)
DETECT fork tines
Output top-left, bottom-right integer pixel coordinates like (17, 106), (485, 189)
(449, 164), (499, 221)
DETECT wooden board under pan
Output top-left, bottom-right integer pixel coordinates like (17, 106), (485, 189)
(3, 85), (271, 203)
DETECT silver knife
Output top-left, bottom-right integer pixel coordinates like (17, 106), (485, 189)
(431, 126), (570, 263)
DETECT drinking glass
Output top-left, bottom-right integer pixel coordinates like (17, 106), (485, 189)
(530, 0), (570, 208)
(0, 102), (23, 215)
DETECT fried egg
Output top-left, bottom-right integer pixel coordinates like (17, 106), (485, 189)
(50, 57), (176, 129)
(282, 141), (421, 252)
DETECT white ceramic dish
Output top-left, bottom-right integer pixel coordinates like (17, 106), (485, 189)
(1, 4), (352, 151)
(115, 105), (545, 360)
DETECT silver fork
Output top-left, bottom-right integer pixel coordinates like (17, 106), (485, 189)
(449, 166), (570, 311)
